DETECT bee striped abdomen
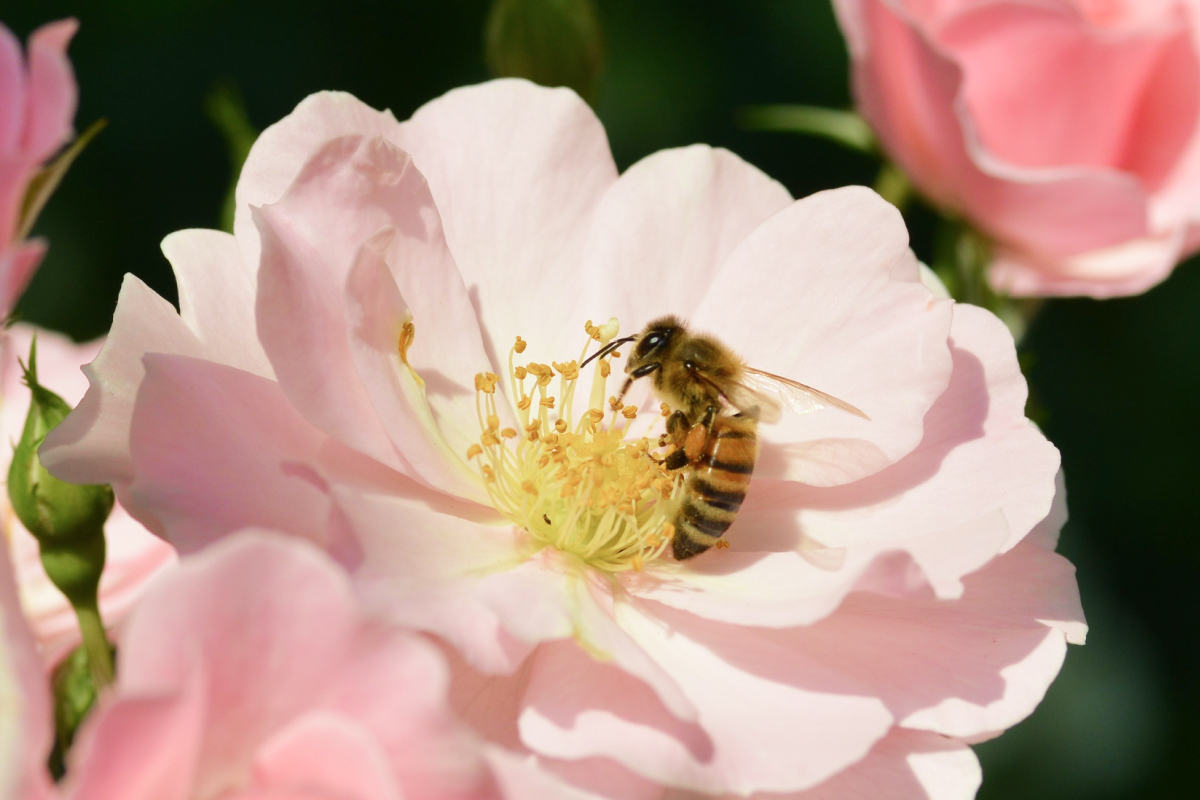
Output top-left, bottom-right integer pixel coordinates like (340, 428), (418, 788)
(672, 417), (757, 560)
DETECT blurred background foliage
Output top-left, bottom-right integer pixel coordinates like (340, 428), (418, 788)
(5, 1), (1197, 797)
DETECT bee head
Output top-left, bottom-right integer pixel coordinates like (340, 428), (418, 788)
(627, 316), (684, 374)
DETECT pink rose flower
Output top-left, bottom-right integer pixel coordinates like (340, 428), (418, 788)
(47, 530), (498, 800)
(2, 325), (175, 663)
(0, 19), (77, 318)
(833, 0), (1200, 297)
(41, 80), (1085, 797)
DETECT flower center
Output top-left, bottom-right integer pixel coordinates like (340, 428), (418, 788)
(468, 320), (682, 572)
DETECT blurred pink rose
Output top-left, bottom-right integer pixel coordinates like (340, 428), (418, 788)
(1, 325), (175, 663)
(41, 81), (1084, 798)
(0, 19), (77, 318)
(0, 530), (54, 800)
(50, 531), (497, 800)
(834, 0), (1200, 297)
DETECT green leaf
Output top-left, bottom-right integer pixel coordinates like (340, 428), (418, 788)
(205, 81), (259, 233)
(737, 104), (877, 154)
(485, 0), (604, 104)
(17, 118), (107, 241)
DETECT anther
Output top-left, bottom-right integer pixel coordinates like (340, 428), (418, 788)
(466, 444), (483, 460)
(554, 419), (568, 433)
(514, 336), (527, 353)
(517, 396), (532, 411)
(501, 428), (518, 439)
(540, 397), (556, 409)
(621, 405), (639, 419)
(475, 372), (499, 393)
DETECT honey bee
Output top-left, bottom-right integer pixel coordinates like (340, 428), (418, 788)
(584, 316), (868, 560)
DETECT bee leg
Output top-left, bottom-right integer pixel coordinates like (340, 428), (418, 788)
(662, 448), (690, 471)
(681, 406), (716, 464)
(617, 363), (660, 405)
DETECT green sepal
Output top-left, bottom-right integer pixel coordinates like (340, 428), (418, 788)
(17, 119), (107, 242)
(737, 104), (878, 154)
(47, 642), (112, 780)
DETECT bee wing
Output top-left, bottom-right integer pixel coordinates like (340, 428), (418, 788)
(740, 367), (870, 421)
(722, 379), (785, 424)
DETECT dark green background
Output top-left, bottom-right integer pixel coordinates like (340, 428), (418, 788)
(7, 2), (1195, 797)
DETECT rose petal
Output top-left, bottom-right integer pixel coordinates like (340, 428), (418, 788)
(334, 488), (535, 674)
(343, 226), (491, 501)
(940, 1), (1199, 191)
(127, 355), (387, 554)
(393, 79), (618, 367)
(162, 229), (274, 379)
(65, 672), (205, 800)
(522, 597), (893, 795)
(22, 19), (78, 162)
(40, 275), (208, 488)
(251, 713), (401, 800)
(792, 728), (981, 800)
(578, 144), (792, 334)
(233, 91), (403, 270)
(838, 0), (1153, 259)
(693, 186), (955, 486)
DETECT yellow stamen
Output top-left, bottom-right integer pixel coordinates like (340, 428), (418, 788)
(465, 321), (682, 573)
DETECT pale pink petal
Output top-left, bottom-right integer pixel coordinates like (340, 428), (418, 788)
(64, 675), (205, 800)
(335, 488), (536, 674)
(0, 538), (54, 800)
(693, 186), (955, 486)
(782, 538), (1083, 745)
(640, 304), (1058, 624)
(343, 227), (492, 502)
(252, 138), (416, 473)
(22, 19), (77, 162)
(341, 486), (700, 720)
(250, 713), (402, 800)
(162, 229), (274, 379)
(234, 91), (404, 269)
(113, 533), (395, 795)
(40, 275), (207, 487)
(392, 80), (618, 367)
(126, 354), (412, 555)
(791, 728), (981, 800)
(577, 145), (792, 334)
(521, 599), (893, 795)
(66, 532), (490, 799)
(781, 303), (1058, 554)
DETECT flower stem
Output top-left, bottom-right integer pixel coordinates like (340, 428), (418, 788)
(73, 600), (113, 690)
(873, 161), (912, 212)
(933, 217), (1044, 343)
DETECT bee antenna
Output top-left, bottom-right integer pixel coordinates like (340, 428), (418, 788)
(580, 335), (637, 369)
